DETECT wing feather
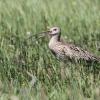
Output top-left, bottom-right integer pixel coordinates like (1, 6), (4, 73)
(63, 44), (100, 62)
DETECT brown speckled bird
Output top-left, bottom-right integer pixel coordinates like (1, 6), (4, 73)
(46, 27), (100, 63)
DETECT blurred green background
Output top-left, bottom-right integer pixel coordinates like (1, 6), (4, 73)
(0, 0), (100, 100)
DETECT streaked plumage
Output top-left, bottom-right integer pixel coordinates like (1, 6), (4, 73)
(46, 27), (100, 63)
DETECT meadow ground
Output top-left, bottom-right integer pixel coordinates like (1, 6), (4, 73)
(0, 0), (100, 100)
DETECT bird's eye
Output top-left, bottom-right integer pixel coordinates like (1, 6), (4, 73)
(53, 29), (57, 31)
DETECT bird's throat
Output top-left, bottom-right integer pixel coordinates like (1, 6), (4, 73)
(49, 35), (60, 49)
(51, 35), (60, 42)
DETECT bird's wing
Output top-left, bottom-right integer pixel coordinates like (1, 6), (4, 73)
(62, 43), (100, 62)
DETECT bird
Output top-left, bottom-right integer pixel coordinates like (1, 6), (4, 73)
(45, 26), (100, 63)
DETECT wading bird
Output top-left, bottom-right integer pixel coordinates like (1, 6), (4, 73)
(45, 27), (100, 63)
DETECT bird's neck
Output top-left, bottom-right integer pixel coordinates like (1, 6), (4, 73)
(49, 35), (60, 48)
(51, 35), (60, 42)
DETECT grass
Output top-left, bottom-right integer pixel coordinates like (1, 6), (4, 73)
(0, 0), (100, 100)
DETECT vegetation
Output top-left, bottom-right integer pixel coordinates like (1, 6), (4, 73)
(0, 0), (100, 99)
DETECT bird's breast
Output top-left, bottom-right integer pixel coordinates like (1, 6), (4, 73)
(49, 43), (67, 61)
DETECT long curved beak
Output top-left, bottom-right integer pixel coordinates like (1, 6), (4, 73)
(26, 30), (51, 40)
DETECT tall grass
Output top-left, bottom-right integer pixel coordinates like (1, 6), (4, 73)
(0, 0), (100, 99)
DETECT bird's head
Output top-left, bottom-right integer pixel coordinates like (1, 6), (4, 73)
(47, 27), (61, 37)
